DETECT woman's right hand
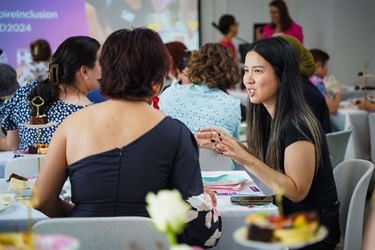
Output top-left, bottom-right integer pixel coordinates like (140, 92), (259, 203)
(196, 128), (252, 166)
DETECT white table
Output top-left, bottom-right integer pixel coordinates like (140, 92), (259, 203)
(330, 108), (371, 161)
(203, 171), (279, 250)
(0, 151), (14, 178)
(0, 171), (278, 250)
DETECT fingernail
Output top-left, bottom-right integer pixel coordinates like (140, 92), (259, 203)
(218, 133), (221, 136)
(211, 139), (215, 142)
(220, 152), (223, 155)
(219, 138), (222, 141)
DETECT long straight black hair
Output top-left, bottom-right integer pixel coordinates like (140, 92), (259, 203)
(246, 37), (322, 173)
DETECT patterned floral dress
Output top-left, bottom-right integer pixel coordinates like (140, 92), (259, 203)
(1, 81), (91, 150)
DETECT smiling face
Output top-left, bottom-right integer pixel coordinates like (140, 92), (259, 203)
(269, 5), (280, 25)
(243, 51), (279, 114)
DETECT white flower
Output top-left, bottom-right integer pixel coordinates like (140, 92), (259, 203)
(146, 189), (191, 234)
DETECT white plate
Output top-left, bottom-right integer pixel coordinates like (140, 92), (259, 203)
(20, 122), (57, 128)
(0, 193), (16, 211)
(0, 179), (36, 197)
(14, 150), (46, 158)
(233, 225), (328, 250)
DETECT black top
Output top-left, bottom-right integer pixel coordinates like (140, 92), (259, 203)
(280, 120), (338, 212)
(301, 76), (332, 134)
(67, 117), (221, 248)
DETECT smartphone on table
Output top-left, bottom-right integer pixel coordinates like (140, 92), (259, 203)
(230, 195), (273, 205)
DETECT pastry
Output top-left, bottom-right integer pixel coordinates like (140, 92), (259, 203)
(29, 114), (48, 125)
(246, 212), (319, 244)
(8, 178), (27, 191)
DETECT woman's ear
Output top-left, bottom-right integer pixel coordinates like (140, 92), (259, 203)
(79, 65), (89, 80)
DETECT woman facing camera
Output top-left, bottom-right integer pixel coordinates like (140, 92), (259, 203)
(33, 28), (221, 248)
(196, 37), (340, 249)
(1, 36), (101, 152)
(159, 43), (242, 139)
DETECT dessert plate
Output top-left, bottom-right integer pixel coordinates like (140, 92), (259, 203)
(202, 174), (246, 186)
(14, 150), (46, 158)
(0, 193), (16, 212)
(233, 225), (328, 250)
(20, 122), (57, 128)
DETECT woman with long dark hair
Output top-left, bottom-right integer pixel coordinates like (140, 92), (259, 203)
(1, 36), (101, 151)
(196, 37), (340, 249)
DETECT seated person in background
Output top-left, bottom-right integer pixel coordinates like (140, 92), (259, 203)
(356, 99), (375, 111)
(213, 14), (239, 64)
(309, 48), (343, 114)
(280, 35), (331, 133)
(17, 39), (52, 87)
(0, 63), (20, 151)
(256, 0), (304, 43)
(32, 28), (221, 248)
(196, 37), (340, 249)
(159, 43), (242, 138)
(1, 36), (101, 152)
(176, 50), (192, 85)
(163, 41), (188, 91)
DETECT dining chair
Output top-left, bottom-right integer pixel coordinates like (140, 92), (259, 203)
(32, 216), (169, 250)
(326, 127), (353, 169)
(4, 156), (43, 179)
(199, 148), (232, 171)
(333, 159), (374, 250)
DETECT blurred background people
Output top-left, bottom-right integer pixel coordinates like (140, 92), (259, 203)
(1, 36), (101, 151)
(17, 39), (52, 87)
(33, 28), (221, 248)
(309, 48), (343, 114)
(356, 99), (375, 111)
(163, 41), (188, 91)
(280, 35), (332, 133)
(212, 14), (239, 64)
(0, 63), (20, 151)
(159, 43), (242, 138)
(256, 0), (304, 43)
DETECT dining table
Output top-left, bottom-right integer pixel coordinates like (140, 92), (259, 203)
(0, 170), (279, 250)
(330, 103), (371, 161)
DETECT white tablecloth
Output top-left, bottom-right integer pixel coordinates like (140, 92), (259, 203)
(0, 151), (14, 178)
(330, 109), (371, 161)
(202, 171), (279, 250)
(0, 171), (278, 249)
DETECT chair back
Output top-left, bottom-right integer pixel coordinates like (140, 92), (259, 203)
(199, 148), (232, 171)
(326, 127), (353, 169)
(333, 159), (374, 250)
(4, 157), (43, 179)
(32, 216), (169, 250)
(369, 113), (375, 163)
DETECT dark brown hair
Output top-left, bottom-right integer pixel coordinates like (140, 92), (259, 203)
(30, 39), (51, 62)
(165, 41), (187, 78)
(100, 28), (170, 100)
(187, 43), (240, 91)
(269, 0), (293, 31)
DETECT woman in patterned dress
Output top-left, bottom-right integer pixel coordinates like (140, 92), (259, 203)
(1, 36), (101, 152)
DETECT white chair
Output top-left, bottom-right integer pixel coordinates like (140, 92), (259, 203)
(333, 159), (374, 250)
(326, 127), (353, 169)
(368, 113), (375, 197)
(369, 113), (375, 163)
(199, 148), (232, 171)
(4, 156), (43, 179)
(32, 216), (169, 250)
